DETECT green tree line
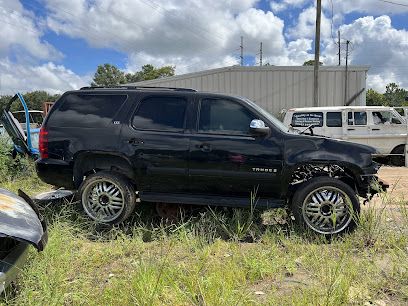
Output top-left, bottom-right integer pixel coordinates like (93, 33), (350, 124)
(367, 83), (408, 107)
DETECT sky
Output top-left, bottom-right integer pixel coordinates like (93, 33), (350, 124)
(0, 0), (407, 94)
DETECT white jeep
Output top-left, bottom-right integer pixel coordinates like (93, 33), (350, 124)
(283, 106), (408, 166)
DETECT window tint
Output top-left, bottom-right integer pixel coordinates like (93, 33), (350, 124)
(48, 94), (127, 128)
(326, 112), (342, 127)
(291, 112), (323, 127)
(132, 97), (187, 131)
(199, 99), (254, 134)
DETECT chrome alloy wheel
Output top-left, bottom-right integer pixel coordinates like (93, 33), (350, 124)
(82, 179), (125, 222)
(302, 186), (354, 234)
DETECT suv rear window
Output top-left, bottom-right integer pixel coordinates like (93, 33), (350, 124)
(291, 112), (323, 127)
(132, 96), (187, 131)
(48, 94), (127, 128)
(326, 112), (342, 127)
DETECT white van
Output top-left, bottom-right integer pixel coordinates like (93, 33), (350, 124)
(283, 106), (408, 166)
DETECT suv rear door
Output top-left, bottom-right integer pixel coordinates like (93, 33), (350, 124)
(121, 93), (192, 193)
(189, 97), (283, 198)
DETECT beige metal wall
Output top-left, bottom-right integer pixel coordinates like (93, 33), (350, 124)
(129, 65), (369, 116)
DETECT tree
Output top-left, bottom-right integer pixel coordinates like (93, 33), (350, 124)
(366, 88), (386, 106)
(0, 91), (60, 112)
(91, 64), (127, 86)
(303, 60), (323, 66)
(125, 64), (175, 83)
(383, 82), (408, 107)
(92, 63), (175, 86)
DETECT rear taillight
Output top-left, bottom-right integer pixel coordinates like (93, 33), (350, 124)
(39, 127), (49, 159)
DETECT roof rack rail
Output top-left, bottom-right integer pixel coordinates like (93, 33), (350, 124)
(79, 85), (197, 92)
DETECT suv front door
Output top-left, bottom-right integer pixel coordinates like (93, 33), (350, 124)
(122, 94), (191, 193)
(189, 97), (283, 199)
(344, 111), (370, 146)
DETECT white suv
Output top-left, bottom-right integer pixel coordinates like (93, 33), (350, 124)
(283, 106), (407, 166)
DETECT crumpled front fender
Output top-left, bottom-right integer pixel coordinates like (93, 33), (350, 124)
(0, 188), (47, 251)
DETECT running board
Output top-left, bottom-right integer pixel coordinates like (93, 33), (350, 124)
(139, 192), (285, 209)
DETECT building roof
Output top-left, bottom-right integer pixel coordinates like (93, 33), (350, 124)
(126, 65), (371, 86)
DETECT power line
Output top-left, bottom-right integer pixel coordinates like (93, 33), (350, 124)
(378, 0), (408, 7)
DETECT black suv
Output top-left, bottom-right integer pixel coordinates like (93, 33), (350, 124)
(35, 86), (385, 234)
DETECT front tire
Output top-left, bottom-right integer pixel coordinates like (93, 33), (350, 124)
(79, 171), (136, 224)
(290, 177), (360, 235)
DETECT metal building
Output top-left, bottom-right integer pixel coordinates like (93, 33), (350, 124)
(128, 65), (369, 116)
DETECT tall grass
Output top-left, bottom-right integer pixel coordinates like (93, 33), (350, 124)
(0, 136), (49, 194)
(0, 151), (406, 305)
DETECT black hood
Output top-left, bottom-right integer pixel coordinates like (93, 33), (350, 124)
(284, 134), (377, 168)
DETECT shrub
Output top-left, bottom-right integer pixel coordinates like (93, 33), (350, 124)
(0, 136), (33, 182)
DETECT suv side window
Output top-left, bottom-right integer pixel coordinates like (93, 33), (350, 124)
(348, 111), (367, 125)
(372, 111), (402, 125)
(48, 94), (128, 128)
(132, 96), (187, 132)
(326, 112), (342, 127)
(198, 98), (254, 135)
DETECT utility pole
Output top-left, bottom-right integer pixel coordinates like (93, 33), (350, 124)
(313, 0), (322, 107)
(338, 30), (341, 66)
(240, 36), (244, 66)
(344, 40), (350, 105)
(259, 42), (263, 66)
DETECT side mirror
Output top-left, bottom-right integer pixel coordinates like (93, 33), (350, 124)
(250, 119), (270, 135)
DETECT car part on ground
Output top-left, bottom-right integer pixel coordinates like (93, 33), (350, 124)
(0, 188), (47, 293)
(33, 189), (74, 203)
(35, 86), (386, 235)
(79, 171), (137, 224)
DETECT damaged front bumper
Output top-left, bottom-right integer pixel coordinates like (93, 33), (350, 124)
(0, 188), (47, 293)
(359, 163), (389, 200)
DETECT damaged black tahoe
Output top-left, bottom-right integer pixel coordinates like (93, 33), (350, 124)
(36, 86), (386, 235)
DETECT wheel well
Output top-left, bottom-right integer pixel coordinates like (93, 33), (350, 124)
(73, 153), (135, 188)
(391, 144), (405, 154)
(288, 163), (357, 198)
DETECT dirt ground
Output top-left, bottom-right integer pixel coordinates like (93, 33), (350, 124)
(377, 166), (408, 199)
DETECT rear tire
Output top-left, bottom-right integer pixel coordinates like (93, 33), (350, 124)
(390, 145), (405, 166)
(290, 177), (360, 235)
(79, 171), (136, 224)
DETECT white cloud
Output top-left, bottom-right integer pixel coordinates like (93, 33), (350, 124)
(43, 0), (299, 73)
(270, 0), (311, 13)
(287, 5), (332, 40)
(0, 0), (61, 60)
(0, 0), (89, 94)
(324, 0), (408, 16)
(322, 15), (408, 91)
(1, 0), (407, 95)
(0, 59), (89, 95)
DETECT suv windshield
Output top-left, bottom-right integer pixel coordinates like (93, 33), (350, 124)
(243, 98), (293, 133)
